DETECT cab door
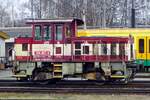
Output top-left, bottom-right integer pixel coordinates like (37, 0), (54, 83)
(53, 24), (64, 60)
(136, 36), (146, 60)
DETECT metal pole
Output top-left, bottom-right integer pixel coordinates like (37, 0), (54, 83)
(145, 0), (148, 26)
(39, 0), (42, 18)
(83, 0), (87, 29)
(48, 0), (50, 18)
(83, 9), (86, 29)
(103, 0), (106, 28)
(31, 0), (33, 19)
(12, 5), (14, 27)
(131, 0), (135, 28)
(124, 0), (128, 27)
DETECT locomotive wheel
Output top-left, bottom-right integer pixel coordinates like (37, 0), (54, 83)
(110, 78), (129, 84)
(32, 72), (51, 85)
(32, 68), (61, 84)
(94, 80), (105, 85)
(32, 67), (47, 81)
(32, 72), (47, 81)
(37, 79), (50, 85)
(37, 78), (61, 85)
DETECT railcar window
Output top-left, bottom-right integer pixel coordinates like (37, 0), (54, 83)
(149, 40), (150, 53)
(119, 44), (125, 55)
(35, 25), (42, 40)
(101, 44), (107, 55)
(56, 25), (63, 40)
(111, 43), (116, 55)
(44, 25), (51, 40)
(83, 46), (89, 54)
(22, 43), (28, 51)
(139, 39), (144, 53)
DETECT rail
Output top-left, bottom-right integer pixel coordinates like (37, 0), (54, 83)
(0, 80), (149, 94)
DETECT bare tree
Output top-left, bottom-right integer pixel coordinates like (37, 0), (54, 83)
(3, 0), (150, 28)
(0, 2), (11, 27)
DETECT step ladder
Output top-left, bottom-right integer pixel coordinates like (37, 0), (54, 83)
(53, 63), (63, 78)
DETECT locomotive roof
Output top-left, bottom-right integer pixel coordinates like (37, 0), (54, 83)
(77, 28), (150, 37)
(26, 18), (84, 25)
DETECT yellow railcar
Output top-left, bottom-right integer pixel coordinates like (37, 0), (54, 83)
(77, 28), (150, 72)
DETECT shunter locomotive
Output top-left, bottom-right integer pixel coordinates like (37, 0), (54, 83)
(13, 18), (137, 83)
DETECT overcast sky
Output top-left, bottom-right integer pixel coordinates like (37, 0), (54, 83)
(1, 0), (30, 19)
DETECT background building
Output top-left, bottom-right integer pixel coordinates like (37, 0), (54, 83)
(0, 31), (9, 57)
(0, 31), (9, 69)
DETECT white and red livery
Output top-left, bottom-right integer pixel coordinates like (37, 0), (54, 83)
(13, 19), (136, 83)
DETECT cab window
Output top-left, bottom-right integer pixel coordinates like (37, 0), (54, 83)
(139, 39), (144, 53)
(55, 25), (63, 40)
(35, 25), (42, 40)
(44, 25), (51, 40)
(65, 24), (71, 37)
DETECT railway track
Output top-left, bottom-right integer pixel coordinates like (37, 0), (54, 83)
(0, 86), (150, 94)
(0, 80), (149, 94)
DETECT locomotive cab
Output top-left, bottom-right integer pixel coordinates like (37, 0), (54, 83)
(13, 18), (84, 80)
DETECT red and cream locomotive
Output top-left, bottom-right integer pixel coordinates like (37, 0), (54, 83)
(13, 18), (136, 83)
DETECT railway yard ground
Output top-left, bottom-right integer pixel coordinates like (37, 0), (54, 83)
(0, 93), (150, 100)
(0, 68), (15, 80)
(0, 68), (150, 99)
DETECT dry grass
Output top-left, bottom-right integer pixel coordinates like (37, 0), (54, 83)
(0, 93), (149, 100)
